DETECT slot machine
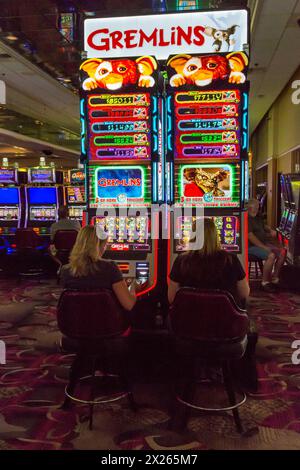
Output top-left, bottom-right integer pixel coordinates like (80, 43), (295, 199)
(64, 168), (86, 223)
(80, 55), (161, 296)
(25, 167), (61, 238)
(284, 174), (300, 265)
(277, 174), (290, 245)
(0, 168), (25, 249)
(165, 51), (250, 275)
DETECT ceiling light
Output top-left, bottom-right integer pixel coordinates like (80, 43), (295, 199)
(6, 34), (18, 41)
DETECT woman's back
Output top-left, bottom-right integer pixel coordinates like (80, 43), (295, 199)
(170, 251), (246, 302)
(60, 259), (122, 290)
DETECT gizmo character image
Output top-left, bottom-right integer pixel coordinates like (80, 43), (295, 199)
(167, 52), (248, 88)
(183, 167), (230, 198)
(80, 56), (157, 91)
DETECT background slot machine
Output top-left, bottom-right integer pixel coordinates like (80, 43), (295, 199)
(0, 168), (25, 249)
(80, 55), (161, 296)
(64, 168), (86, 223)
(283, 174), (300, 265)
(25, 167), (61, 238)
(165, 51), (250, 275)
(277, 174), (291, 244)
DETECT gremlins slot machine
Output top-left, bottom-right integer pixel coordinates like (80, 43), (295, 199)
(80, 55), (161, 296)
(165, 46), (250, 274)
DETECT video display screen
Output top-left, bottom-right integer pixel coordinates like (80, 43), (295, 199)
(285, 212), (296, 234)
(28, 187), (57, 204)
(175, 163), (240, 208)
(174, 90), (241, 160)
(29, 207), (57, 221)
(89, 165), (151, 208)
(279, 209), (289, 232)
(87, 93), (152, 161)
(290, 179), (300, 210)
(69, 206), (85, 219)
(66, 186), (86, 204)
(29, 168), (56, 183)
(0, 169), (17, 184)
(174, 215), (240, 253)
(70, 169), (85, 185)
(94, 215), (151, 252)
(0, 187), (19, 204)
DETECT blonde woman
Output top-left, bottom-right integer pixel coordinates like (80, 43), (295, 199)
(60, 225), (136, 311)
(168, 218), (249, 306)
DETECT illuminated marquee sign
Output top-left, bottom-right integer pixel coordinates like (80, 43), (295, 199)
(0, 169), (17, 184)
(28, 168), (56, 184)
(84, 10), (249, 59)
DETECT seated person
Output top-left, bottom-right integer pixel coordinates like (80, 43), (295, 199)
(49, 206), (81, 264)
(168, 218), (250, 308)
(248, 198), (286, 292)
(60, 225), (136, 312)
(50, 205), (81, 242)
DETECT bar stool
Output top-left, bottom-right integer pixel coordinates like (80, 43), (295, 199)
(57, 289), (136, 430)
(169, 288), (258, 437)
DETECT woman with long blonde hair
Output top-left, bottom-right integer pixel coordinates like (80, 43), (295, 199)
(60, 225), (136, 311)
(168, 218), (249, 306)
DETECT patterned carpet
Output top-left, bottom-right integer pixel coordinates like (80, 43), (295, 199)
(1, 274), (300, 450)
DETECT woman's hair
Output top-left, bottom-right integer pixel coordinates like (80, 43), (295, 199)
(69, 226), (107, 277)
(180, 218), (230, 283)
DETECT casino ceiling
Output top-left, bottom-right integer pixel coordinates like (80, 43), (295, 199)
(0, 0), (299, 167)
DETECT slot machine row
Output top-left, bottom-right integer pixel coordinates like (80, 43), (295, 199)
(63, 169), (87, 223)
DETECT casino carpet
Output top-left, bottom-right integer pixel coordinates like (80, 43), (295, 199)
(1, 275), (300, 450)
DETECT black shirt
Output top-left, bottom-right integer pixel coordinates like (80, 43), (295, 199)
(60, 260), (123, 290)
(248, 215), (268, 246)
(170, 252), (245, 304)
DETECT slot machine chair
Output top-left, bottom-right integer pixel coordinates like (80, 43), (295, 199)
(168, 288), (257, 436)
(57, 289), (136, 430)
(14, 228), (44, 281)
(53, 230), (78, 266)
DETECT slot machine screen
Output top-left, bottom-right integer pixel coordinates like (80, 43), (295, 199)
(0, 187), (19, 204)
(279, 209), (289, 232)
(70, 169), (85, 185)
(290, 179), (300, 211)
(175, 163), (240, 208)
(280, 175), (289, 205)
(29, 207), (57, 221)
(285, 212), (296, 234)
(66, 186), (86, 204)
(29, 168), (56, 183)
(0, 169), (17, 184)
(173, 89), (241, 160)
(94, 215), (151, 252)
(28, 187), (57, 204)
(174, 215), (241, 253)
(285, 175), (294, 208)
(89, 165), (151, 207)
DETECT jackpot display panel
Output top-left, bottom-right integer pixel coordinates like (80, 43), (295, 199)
(0, 168), (24, 245)
(64, 169), (86, 221)
(25, 168), (60, 236)
(80, 56), (160, 294)
(166, 51), (249, 274)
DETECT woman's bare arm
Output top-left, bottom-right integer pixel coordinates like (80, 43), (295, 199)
(112, 280), (137, 311)
(168, 280), (180, 304)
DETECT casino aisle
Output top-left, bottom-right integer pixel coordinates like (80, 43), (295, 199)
(0, 275), (300, 450)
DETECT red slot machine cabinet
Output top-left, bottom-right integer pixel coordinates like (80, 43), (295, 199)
(165, 51), (250, 277)
(64, 168), (86, 223)
(80, 55), (161, 297)
(0, 168), (25, 251)
(25, 167), (63, 239)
